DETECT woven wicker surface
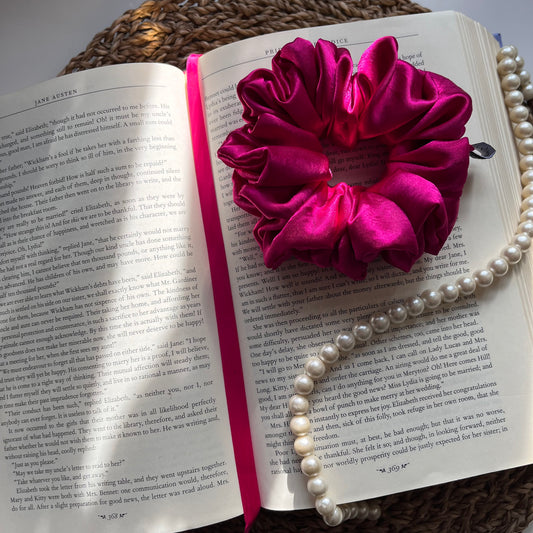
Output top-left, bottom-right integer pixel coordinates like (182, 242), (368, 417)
(61, 1), (533, 531)
(61, 0), (433, 74)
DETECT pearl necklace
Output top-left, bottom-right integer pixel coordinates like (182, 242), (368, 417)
(288, 44), (533, 527)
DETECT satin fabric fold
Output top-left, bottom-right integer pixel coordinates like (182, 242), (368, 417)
(218, 36), (473, 280)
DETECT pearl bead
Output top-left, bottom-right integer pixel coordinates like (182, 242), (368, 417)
(344, 503), (358, 519)
(357, 501), (370, 520)
(305, 357), (326, 379)
(369, 311), (391, 333)
(339, 504), (352, 520)
(323, 506), (344, 527)
(523, 184), (533, 199)
(421, 289), (442, 309)
(514, 121), (533, 139)
(522, 169), (533, 186)
(353, 321), (373, 342)
(516, 55), (525, 69)
(301, 455), (322, 476)
(509, 105), (530, 123)
(288, 394), (309, 415)
(315, 495), (335, 516)
(518, 69), (531, 85)
(502, 244), (522, 264)
(290, 415), (311, 436)
(521, 196), (533, 211)
(497, 57), (516, 76)
(497, 45), (518, 61)
(520, 156), (533, 172)
(473, 268), (494, 288)
(514, 232), (531, 251)
(521, 208), (533, 223)
(405, 296), (425, 316)
(294, 435), (315, 456)
(307, 476), (328, 496)
(387, 303), (408, 324)
(294, 374), (314, 395)
(335, 331), (356, 352)
(522, 82), (533, 101)
(501, 73), (521, 91)
(519, 139), (533, 156)
(318, 343), (340, 364)
(456, 276), (476, 295)
(488, 257), (509, 277)
(504, 90), (524, 107)
(368, 503), (382, 521)
(439, 283), (459, 302)
(518, 220), (533, 238)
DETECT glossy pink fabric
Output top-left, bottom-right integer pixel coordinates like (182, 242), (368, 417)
(218, 37), (472, 279)
(187, 55), (260, 530)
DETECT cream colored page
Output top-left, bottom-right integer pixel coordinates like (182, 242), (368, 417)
(198, 12), (533, 510)
(0, 64), (241, 532)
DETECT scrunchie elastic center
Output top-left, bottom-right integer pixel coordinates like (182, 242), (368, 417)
(323, 137), (389, 189)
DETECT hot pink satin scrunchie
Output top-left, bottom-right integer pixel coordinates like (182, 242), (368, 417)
(218, 37), (473, 280)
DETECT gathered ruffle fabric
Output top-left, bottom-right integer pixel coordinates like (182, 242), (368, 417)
(218, 37), (473, 280)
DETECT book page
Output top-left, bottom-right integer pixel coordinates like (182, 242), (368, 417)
(0, 64), (241, 532)
(198, 12), (533, 509)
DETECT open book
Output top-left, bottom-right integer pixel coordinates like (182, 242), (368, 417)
(1, 10), (532, 532)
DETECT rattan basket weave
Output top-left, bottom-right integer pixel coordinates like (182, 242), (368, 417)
(62, 1), (533, 531)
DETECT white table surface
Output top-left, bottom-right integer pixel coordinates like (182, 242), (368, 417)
(0, 0), (531, 531)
